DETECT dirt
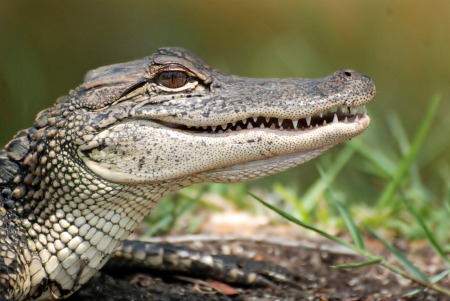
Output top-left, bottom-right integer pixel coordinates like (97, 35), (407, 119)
(67, 236), (450, 301)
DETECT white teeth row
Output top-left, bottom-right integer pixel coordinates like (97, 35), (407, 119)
(189, 105), (367, 133)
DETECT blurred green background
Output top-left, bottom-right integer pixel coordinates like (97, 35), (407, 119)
(1, 1), (450, 238)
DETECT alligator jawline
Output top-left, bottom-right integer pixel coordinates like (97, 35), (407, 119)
(155, 105), (367, 134)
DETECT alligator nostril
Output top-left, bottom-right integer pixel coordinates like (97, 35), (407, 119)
(344, 71), (352, 77)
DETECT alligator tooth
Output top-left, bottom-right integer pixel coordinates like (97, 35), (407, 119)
(294, 127), (299, 131)
(253, 117), (257, 123)
(279, 126), (284, 131)
(292, 120), (298, 128)
(211, 126), (217, 131)
(270, 124), (276, 129)
(231, 122), (236, 126)
(242, 119), (247, 125)
(278, 118), (283, 126)
(309, 125), (313, 130)
(363, 105), (367, 117)
(222, 124), (228, 130)
(226, 129), (232, 133)
(236, 125), (242, 131)
(305, 116), (311, 126)
(344, 117), (348, 124)
(333, 113), (338, 123)
(323, 120), (327, 126)
(247, 123), (253, 129)
(266, 117), (270, 123)
(218, 130), (223, 134)
(354, 115), (359, 122)
(315, 124), (319, 128)
(319, 113), (323, 118)
(260, 124), (265, 128)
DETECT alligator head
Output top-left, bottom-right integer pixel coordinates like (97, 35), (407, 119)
(0, 47), (376, 300)
(74, 47), (376, 185)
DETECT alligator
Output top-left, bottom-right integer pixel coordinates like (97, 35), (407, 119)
(0, 47), (376, 301)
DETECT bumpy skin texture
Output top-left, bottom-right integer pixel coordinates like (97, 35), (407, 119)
(0, 48), (376, 300)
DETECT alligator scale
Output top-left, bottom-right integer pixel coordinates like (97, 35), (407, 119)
(0, 48), (376, 300)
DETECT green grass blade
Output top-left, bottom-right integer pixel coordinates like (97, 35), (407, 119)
(316, 165), (366, 251)
(300, 143), (356, 212)
(249, 192), (357, 251)
(354, 142), (397, 177)
(335, 201), (366, 251)
(443, 186), (450, 218)
(365, 226), (431, 284)
(144, 214), (173, 237)
(331, 257), (382, 269)
(400, 190), (450, 265)
(273, 183), (311, 222)
(446, 202), (450, 217)
(403, 269), (450, 297)
(387, 112), (410, 156)
(378, 94), (441, 209)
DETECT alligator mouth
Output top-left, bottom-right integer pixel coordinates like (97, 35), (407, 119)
(156, 105), (367, 134)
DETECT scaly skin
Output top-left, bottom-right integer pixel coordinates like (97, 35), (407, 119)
(0, 47), (376, 300)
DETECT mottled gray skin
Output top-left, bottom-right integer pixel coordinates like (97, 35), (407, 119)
(0, 47), (376, 300)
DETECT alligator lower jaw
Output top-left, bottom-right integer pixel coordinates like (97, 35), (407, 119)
(155, 105), (368, 135)
(199, 148), (332, 183)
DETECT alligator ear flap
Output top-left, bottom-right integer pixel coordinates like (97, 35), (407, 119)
(76, 76), (145, 110)
(76, 58), (150, 110)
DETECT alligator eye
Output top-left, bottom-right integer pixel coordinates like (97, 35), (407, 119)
(157, 71), (189, 89)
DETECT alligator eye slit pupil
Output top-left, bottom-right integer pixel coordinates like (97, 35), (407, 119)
(158, 71), (188, 88)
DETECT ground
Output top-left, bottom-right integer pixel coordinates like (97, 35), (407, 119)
(68, 236), (450, 301)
